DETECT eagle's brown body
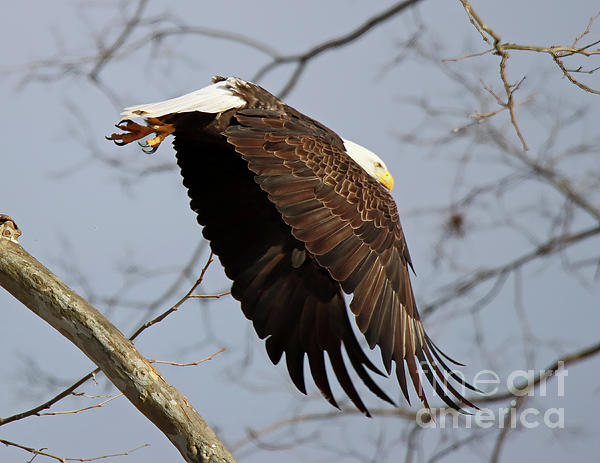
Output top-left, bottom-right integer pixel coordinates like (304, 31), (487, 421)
(109, 76), (475, 416)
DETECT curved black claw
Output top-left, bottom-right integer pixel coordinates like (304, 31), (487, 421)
(116, 119), (131, 128)
(139, 141), (158, 154)
(105, 135), (125, 146)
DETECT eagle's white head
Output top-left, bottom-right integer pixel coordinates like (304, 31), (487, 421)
(342, 139), (394, 191)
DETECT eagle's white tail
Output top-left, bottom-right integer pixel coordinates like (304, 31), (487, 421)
(121, 77), (246, 118)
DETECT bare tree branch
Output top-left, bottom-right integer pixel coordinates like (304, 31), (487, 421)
(0, 250), (221, 428)
(138, 23), (280, 58)
(456, 2), (600, 150)
(489, 396), (526, 463)
(230, 337), (600, 451)
(88, 0), (148, 82)
(0, 229), (237, 463)
(252, 0), (424, 97)
(475, 338), (600, 405)
(459, 0), (529, 150)
(422, 224), (600, 317)
(505, 145), (600, 222)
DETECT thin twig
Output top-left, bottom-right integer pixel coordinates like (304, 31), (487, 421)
(0, 374), (97, 426)
(553, 54), (600, 95)
(0, 439), (149, 463)
(149, 347), (226, 367)
(572, 11), (600, 47)
(459, 0), (529, 150)
(39, 394), (124, 416)
(442, 48), (494, 62)
(188, 291), (231, 299)
(128, 251), (215, 339)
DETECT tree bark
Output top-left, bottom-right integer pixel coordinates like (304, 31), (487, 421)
(0, 224), (237, 463)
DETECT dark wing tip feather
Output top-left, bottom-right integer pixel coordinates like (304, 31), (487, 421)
(416, 349), (469, 413)
(265, 336), (284, 365)
(284, 346), (308, 395)
(425, 333), (466, 366)
(394, 360), (412, 405)
(326, 347), (370, 416)
(405, 353), (430, 410)
(425, 338), (482, 395)
(341, 329), (396, 405)
(307, 344), (340, 411)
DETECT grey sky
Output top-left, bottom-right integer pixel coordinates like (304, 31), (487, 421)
(1, 1), (599, 462)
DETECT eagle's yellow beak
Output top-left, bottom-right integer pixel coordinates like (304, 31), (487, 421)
(378, 170), (394, 191)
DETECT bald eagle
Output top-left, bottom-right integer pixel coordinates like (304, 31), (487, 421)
(108, 76), (476, 416)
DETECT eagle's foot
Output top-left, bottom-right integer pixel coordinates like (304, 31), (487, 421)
(106, 118), (175, 153)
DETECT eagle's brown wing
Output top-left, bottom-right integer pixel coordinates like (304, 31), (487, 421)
(225, 108), (477, 411)
(170, 111), (394, 416)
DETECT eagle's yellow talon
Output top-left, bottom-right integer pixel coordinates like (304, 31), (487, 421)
(146, 133), (168, 148)
(107, 118), (175, 151)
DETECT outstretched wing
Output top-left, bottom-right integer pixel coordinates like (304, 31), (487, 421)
(169, 112), (394, 416)
(225, 108), (477, 410)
